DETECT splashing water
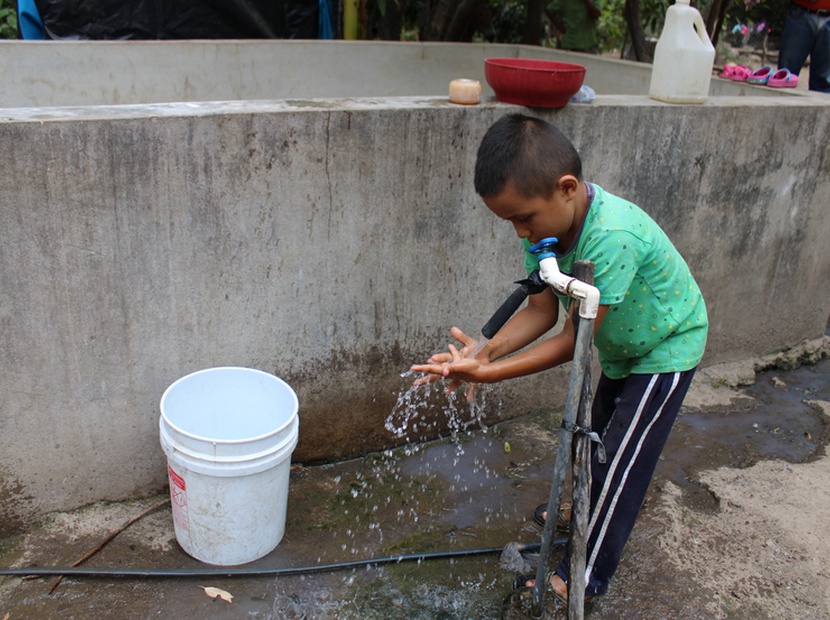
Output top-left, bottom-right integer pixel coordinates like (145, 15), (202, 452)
(385, 381), (490, 442)
(386, 337), (492, 444)
(326, 336), (499, 563)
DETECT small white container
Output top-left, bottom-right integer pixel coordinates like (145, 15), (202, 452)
(648, 0), (715, 104)
(159, 367), (299, 565)
(449, 78), (482, 105)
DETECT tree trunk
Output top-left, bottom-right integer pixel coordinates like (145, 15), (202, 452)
(705, 0), (730, 46)
(624, 0), (651, 62)
(425, 0), (456, 39)
(377, 0), (401, 39)
(522, 0), (543, 45)
(445, 0), (482, 40)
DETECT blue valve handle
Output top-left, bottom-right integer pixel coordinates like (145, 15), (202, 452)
(528, 237), (559, 259)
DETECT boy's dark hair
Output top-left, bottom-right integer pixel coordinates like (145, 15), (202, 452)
(474, 114), (582, 198)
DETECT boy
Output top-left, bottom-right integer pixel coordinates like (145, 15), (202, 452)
(412, 114), (708, 600)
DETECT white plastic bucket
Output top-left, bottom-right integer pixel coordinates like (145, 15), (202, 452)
(159, 366), (299, 566)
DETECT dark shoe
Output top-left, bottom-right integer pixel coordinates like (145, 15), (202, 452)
(512, 573), (532, 592)
(533, 502), (571, 530)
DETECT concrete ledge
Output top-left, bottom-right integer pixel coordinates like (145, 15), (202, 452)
(0, 40), (811, 108)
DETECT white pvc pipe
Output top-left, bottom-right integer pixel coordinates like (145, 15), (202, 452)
(537, 256), (600, 319)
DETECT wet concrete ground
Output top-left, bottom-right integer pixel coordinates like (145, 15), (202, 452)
(1, 356), (829, 619)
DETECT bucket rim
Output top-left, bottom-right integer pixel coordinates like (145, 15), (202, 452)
(159, 366), (299, 445)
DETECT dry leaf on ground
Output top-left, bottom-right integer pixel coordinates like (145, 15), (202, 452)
(198, 585), (234, 603)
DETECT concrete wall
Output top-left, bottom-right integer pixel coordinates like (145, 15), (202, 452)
(2, 42), (830, 534)
(0, 40), (805, 107)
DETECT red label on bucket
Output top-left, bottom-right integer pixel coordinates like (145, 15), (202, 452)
(168, 465), (190, 533)
(168, 466), (186, 490)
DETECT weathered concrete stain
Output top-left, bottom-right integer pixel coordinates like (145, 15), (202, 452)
(0, 472), (31, 538)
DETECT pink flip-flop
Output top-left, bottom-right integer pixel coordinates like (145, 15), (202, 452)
(747, 65), (773, 85)
(768, 68), (799, 88)
(719, 63), (738, 79)
(719, 64), (751, 81)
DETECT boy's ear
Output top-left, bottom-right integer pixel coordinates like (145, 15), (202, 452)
(557, 174), (579, 198)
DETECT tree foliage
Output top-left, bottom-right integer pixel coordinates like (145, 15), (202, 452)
(0, 0), (791, 52)
(1, 0), (18, 38)
(722, 0), (787, 37)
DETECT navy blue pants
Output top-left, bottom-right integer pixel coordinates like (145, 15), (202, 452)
(555, 368), (697, 596)
(779, 2), (830, 92)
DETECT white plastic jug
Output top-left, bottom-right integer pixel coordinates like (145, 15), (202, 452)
(648, 0), (715, 104)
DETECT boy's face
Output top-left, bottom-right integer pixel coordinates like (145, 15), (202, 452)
(482, 177), (580, 246)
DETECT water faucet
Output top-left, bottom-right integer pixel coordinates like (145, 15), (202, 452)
(528, 237), (600, 320)
(480, 237), (601, 340)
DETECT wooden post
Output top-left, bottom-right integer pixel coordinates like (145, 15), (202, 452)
(568, 260), (595, 620)
(531, 260), (596, 619)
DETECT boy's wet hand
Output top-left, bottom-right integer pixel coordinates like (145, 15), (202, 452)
(427, 351), (453, 364)
(411, 345), (481, 384)
(437, 345), (486, 382)
(449, 327), (485, 359)
(410, 367), (445, 386)
(411, 328), (489, 391)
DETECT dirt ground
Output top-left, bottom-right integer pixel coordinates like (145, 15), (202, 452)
(1, 336), (829, 620)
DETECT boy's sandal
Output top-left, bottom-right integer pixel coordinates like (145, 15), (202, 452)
(522, 572), (594, 604)
(746, 65), (773, 85)
(533, 502), (571, 530)
(768, 68), (799, 88)
(551, 574), (595, 604)
(512, 573), (532, 592)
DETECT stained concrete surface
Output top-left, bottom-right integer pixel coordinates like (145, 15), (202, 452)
(2, 351), (830, 619)
(6, 93), (830, 527)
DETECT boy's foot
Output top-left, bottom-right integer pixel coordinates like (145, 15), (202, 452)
(524, 573), (593, 604)
(533, 502), (571, 530)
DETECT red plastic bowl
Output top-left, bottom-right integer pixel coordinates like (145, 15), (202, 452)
(484, 58), (587, 108)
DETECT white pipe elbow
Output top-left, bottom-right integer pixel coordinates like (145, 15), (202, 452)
(538, 256), (600, 320)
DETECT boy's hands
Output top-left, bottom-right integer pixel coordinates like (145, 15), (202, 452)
(417, 327), (482, 366)
(411, 327), (489, 400)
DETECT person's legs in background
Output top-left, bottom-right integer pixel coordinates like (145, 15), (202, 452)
(808, 13), (830, 92)
(778, 3), (830, 93)
(779, 4), (814, 76)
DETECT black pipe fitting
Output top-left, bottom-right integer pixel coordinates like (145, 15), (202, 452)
(481, 269), (548, 339)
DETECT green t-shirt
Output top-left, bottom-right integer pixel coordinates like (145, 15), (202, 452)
(548, 0), (597, 51)
(523, 184), (708, 379)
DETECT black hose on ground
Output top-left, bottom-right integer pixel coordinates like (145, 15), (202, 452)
(0, 540), (565, 579)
